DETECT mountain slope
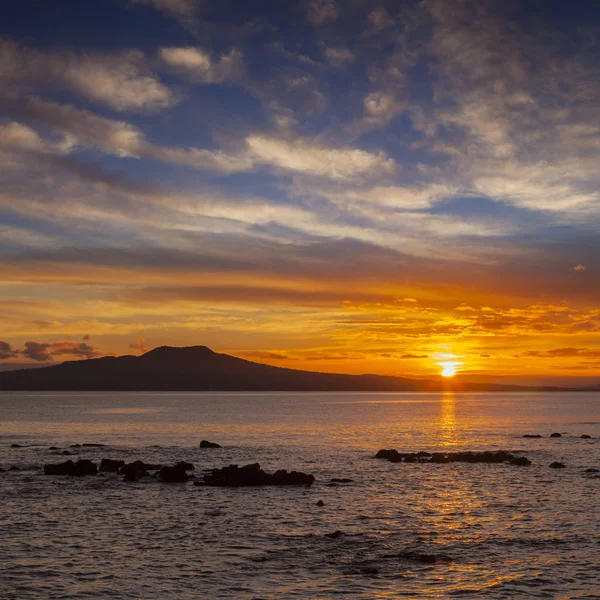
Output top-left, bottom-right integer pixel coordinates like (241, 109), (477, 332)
(0, 345), (563, 392)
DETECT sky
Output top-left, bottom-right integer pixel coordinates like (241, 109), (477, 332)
(1, 0), (600, 383)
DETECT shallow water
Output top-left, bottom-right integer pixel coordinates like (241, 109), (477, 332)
(0, 391), (599, 599)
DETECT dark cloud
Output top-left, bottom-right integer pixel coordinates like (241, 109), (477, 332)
(0, 341), (19, 360)
(21, 340), (102, 361)
(241, 351), (290, 361)
(518, 347), (600, 359)
(21, 341), (52, 361)
(51, 342), (102, 359)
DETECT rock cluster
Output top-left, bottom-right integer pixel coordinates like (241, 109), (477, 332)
(375, 449), (531, 466)
(203, 463), (315, 487)
(43, 458), (195, 482)
(43, 459), (98, 476)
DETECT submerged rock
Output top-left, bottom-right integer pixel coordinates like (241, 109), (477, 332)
(549, 462), (566, 469)
(203, 463), (315, 487)
(100, 458), (125, 472)
(316, 500), (325, 507)
(509, 456), (532, 466)
(43, 459), (98, 476)
(376, 449), (530, 466)
(200, 440), (222, 448)
(158, 464), (189, 483)
(330, 478), (354, 483)
(0, 467), (5, 473)
(325, 530), (345, 539)
(522, 434), (542, 438)
(585, 468), (599, 473)
(9, 466), (20, 471)
(581, 434), (592, 439)
(10, 443), (23, 448)
(550, 433), (562, 438)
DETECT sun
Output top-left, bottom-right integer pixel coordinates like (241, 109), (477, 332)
(438, 361), (460, 377)
(441, 365), (456, 378)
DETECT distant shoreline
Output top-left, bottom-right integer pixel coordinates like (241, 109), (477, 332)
(2, 345), (597, 393)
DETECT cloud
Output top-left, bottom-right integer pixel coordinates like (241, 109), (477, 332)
(574, 264), (587, 272)
(0, 122), (45, 152)
(246, 135), (395, 179)
(323, 47), (354, 67)
(129, 337), (148, 354)
(20, 340), (102, 361)
(0, 341), (19, 360)
(0, 95), (254, 173)
(0, 39), (176, 112)
(368, 7), (395, 31)
(159, 47), (243, 83)
(241, 351), (290, 361)
(51, 342), (103, 359)
(519, 347), (600, 359)
(21, 341), (52, 361)
(306, 0), (339, 25)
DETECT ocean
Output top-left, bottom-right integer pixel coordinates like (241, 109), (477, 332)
(0, 391), (598, 599)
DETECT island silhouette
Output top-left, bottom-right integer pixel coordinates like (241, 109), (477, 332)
(0, 345), (577, 392)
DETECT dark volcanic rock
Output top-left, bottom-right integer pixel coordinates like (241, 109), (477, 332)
(100, 458), (126, 472)
(509, 456), (532, 466)
(9, 466), (20, 471)
(119, 461), (158, 478)
(175, 461), (194, 471)
(123, 472), (140, 482)
(549, 462), (566, 469)
(316, 500), (325, 506)
(44, 459), (97, 476)
(10, 444), (23, 448)
(82, 443), (107, 447)
(158, 464), (189, 483)
(44, 460), (75, 475)
(522, 434), (542, 438)
(203, 463), (315, 487)
(200, 440), (222, 448)
(550, 432), (562, 438)
(49, 447), (60, 450)
(375, 449), (403, 462)
(376, 449), (528, 466)
(585, 468), (599, 473)
(70, 460), (98, 476)
(581, 434), (592, 439)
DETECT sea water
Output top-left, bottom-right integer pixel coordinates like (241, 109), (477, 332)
(0, 392), (599, 599)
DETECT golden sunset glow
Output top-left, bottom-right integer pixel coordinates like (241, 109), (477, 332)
(0, 0), (599, 389)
